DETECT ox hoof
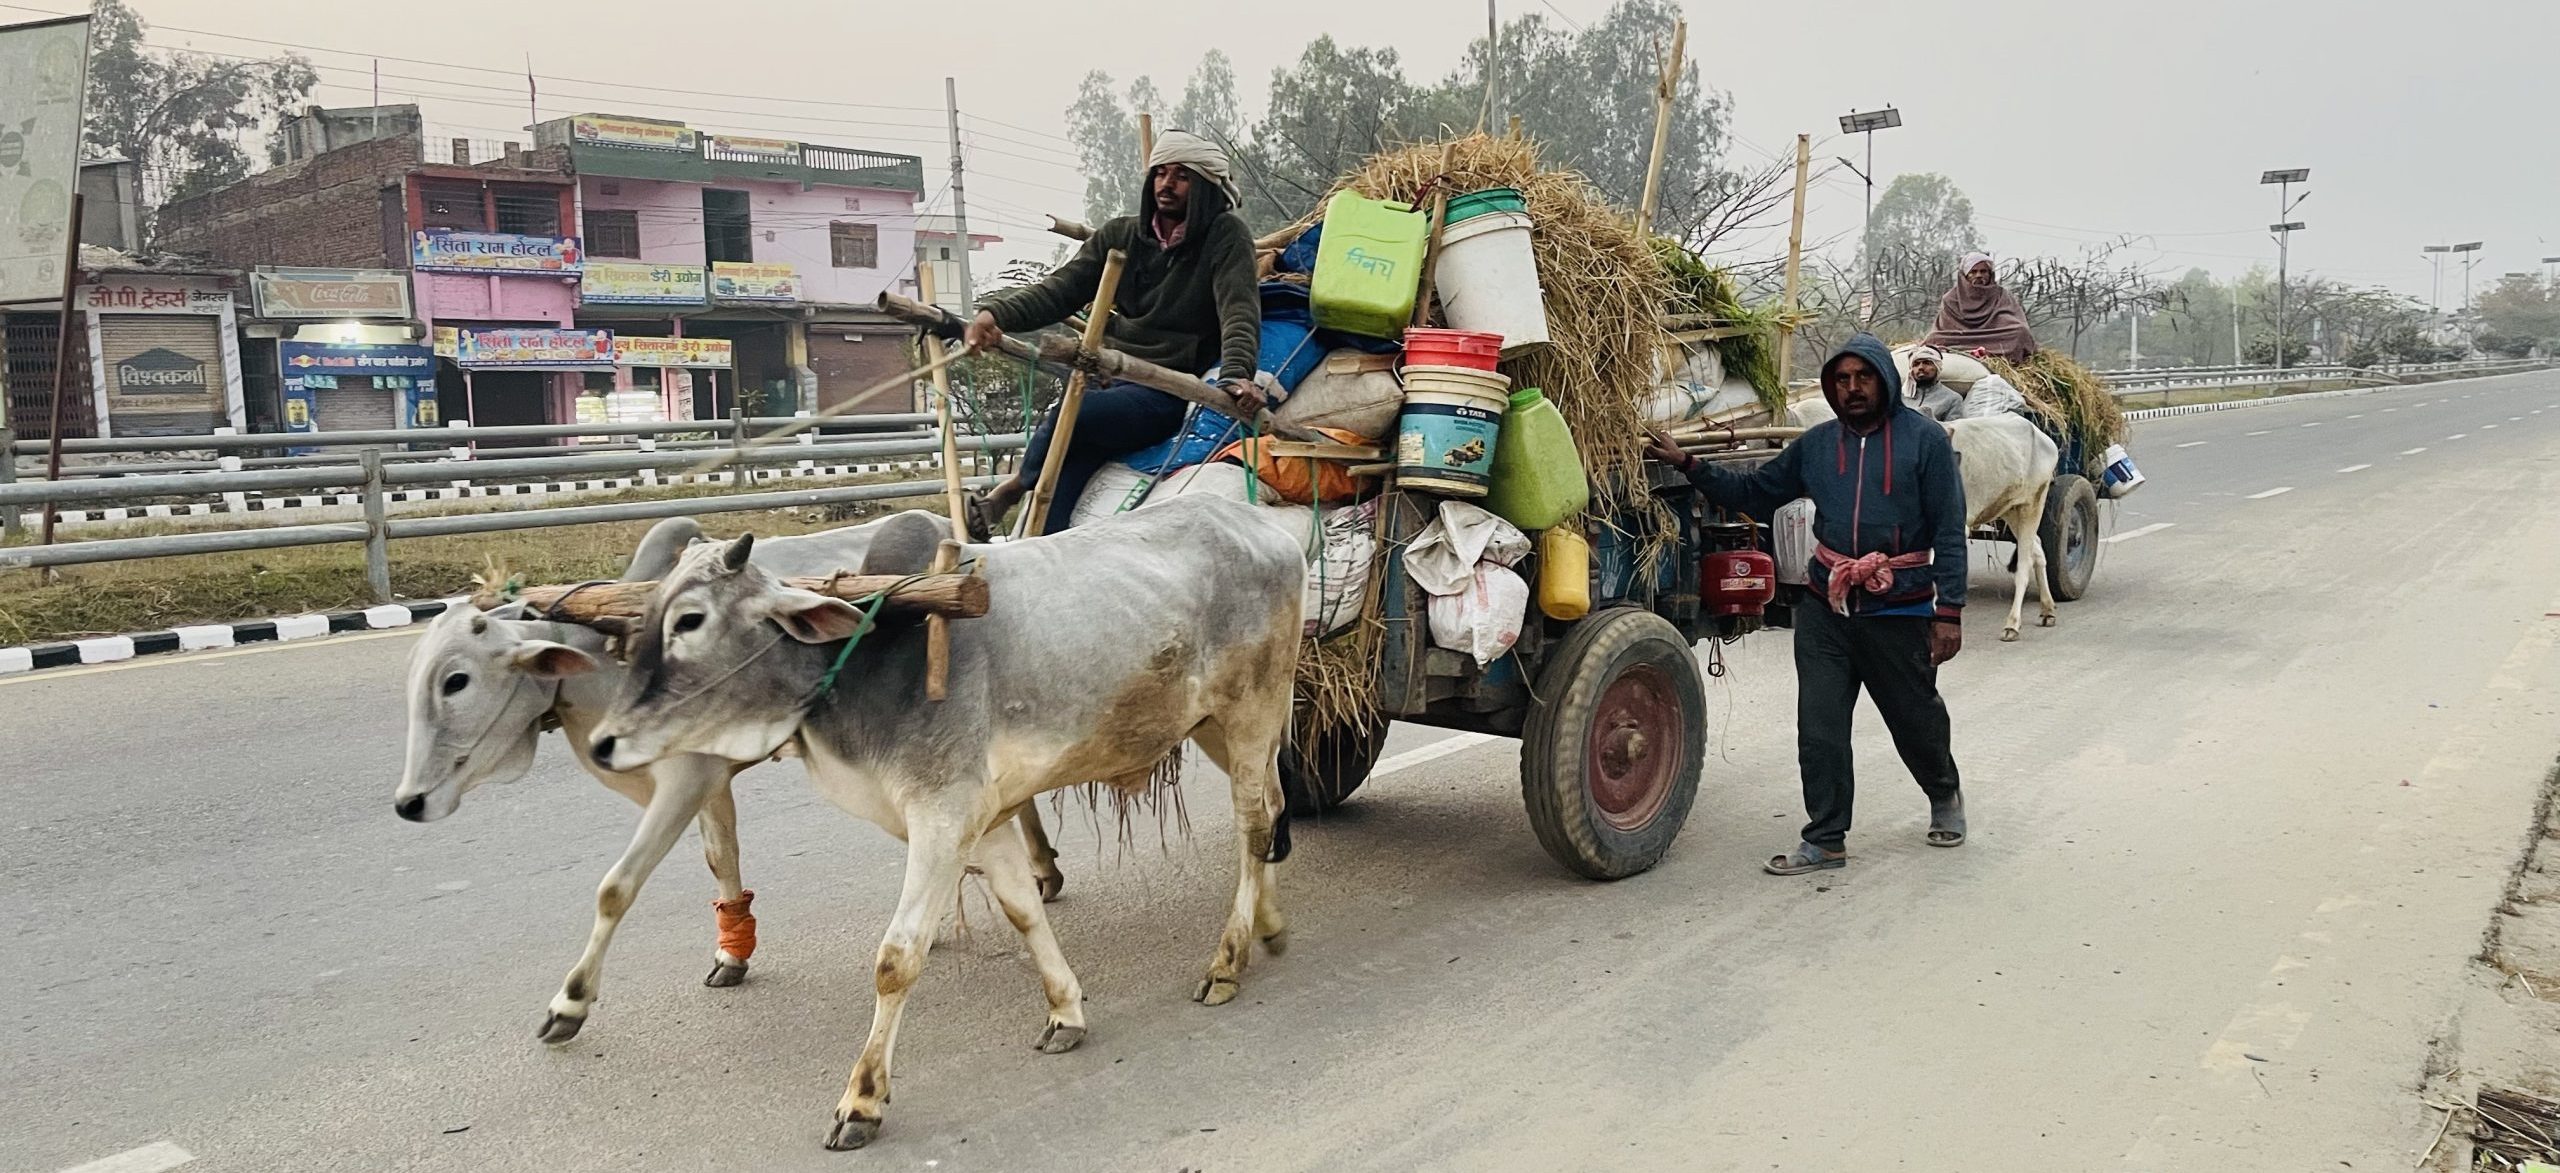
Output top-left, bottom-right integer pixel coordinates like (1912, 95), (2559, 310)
(1035, 1021), (1086, 1054)
(704, 960), (749, 988)
(823, 1115), (882, 1151)
(1193, 977), (1240, 1006)
(2038, 614), (2057, 628)
(536, 1011), (587, 1044)
(1260, 929), (1290, 957)
(1036, 871), (1065, 903)
(2000, 628), (2021, 643)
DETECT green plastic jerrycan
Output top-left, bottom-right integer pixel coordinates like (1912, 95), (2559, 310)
(1483, 387), (1589, 531)
(1309, 190), (1427, 338)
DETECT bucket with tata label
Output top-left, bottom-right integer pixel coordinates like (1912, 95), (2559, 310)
(1396, 364), (1510, 497)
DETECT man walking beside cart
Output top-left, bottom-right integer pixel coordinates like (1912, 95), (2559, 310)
(1645, 333), (1971, 876)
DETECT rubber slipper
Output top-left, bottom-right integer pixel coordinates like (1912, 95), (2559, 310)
(1764, 841), (1847, 876)
(961, 488), (999, 543)
(1928, 793), (1966, 847)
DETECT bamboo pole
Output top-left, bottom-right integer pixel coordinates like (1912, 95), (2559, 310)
(1410, 142), (1459, 328)
(479, 573), (991, 625)
(917, 267), (969, 701)
(1048, 215), (1092, 241)
(1778, 133), (1811, 389)
(1021, 250), (1128, 537)
(1137, 112), (1154, 173)
(1633, 19), (1687, 234)
(1667, 425), (1805, 444)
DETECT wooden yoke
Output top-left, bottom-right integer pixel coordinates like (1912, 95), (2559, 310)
(479, 574), (990, 630)
(1021, 250), (1129, 538)
(917, 266), (971, 701)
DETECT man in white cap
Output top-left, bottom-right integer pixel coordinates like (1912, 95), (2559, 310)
(961, 128), (1266, 534)
(1905, 344), (1965, 421)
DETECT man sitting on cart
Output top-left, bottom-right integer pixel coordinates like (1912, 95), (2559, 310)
(1645, 333), (1971, 876)
(961, 129), (1268, 536)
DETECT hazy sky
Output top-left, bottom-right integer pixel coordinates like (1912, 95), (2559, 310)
(27, 0), (2560, 304)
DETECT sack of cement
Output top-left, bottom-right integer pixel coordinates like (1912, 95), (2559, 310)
(1954, 373), (2027, 419)
(1069, 461), (1158, 528)
(1272, 349), (1403, 441)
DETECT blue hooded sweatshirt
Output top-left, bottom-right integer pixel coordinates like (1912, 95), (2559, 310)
(1681, 333), (1968, 621)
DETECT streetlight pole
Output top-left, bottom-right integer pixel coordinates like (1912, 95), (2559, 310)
(2260, 168), (2309, 370)
(2453, 241), (2483, 314)
(2423, 244), (2451, 318)
(1839, 105), (1901, 322)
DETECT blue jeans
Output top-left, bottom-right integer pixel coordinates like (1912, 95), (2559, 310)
(1012, 380), (1187, 530)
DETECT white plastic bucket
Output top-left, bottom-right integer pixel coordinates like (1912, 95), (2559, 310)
(1434, 210), (1550, 354)
(2099, 443), (2145, 499)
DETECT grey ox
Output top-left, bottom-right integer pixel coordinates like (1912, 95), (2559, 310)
(583, 494), (1306, 1152)
(390, 514), (1069, 1045)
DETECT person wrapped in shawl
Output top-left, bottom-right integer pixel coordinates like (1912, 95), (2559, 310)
(1924, 252), (2038, 362)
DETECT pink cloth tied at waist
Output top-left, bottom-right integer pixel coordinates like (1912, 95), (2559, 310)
(1814, 543), (1931, 616)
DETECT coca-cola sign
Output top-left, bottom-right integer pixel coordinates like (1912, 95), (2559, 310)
(252, 268), (413, 319)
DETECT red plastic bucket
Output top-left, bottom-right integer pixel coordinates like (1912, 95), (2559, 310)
(1401, 327), (1504, 372)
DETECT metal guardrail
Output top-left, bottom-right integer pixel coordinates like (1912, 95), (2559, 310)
(0, 432), (1027, 600)
(2097, 358), (2549, 397)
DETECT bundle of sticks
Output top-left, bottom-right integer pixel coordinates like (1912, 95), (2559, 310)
(1659, 423), (1805, 463)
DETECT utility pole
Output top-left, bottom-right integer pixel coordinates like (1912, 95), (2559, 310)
(2259, 168), (2309, 370)
(2424, 244), (2450, 318)
(943, 77), (977, 312)
(2129, 308), (2140, 369)
(2452, 241), (2483, 315)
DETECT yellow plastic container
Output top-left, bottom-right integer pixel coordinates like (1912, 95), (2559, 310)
(1483, 387), (1589, 530)
(1538, 524), (1591, 621)
(1310, 190), (1428, 338)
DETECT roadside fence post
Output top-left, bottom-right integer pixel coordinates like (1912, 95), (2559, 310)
(729, 408), (747, 485)
(637, 431), (657, 487)
(1, 427), (20, 541)
(213, 426), (248, 514)
(795, 408), (815, 475)
(446, 419), (471, 494)
(360, 448), (392, 605)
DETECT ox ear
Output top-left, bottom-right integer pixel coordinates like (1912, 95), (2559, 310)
(723, 533), (757, 572)
(510, 641), (602, 680)
(766, 588), (867, 645)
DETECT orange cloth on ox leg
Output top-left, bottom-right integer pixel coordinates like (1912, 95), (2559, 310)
(713, 890), (758, 960)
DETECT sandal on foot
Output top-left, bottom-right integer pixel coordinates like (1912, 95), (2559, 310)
(1927, 793), (1966, 847)
(961, 488), (1002, 543)
(1764, 841), (1847, 876)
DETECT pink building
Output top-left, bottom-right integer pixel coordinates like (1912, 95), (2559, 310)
(532, 114), (982, 418)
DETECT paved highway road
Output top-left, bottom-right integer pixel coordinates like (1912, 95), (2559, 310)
(9, 371), (2560, 1172)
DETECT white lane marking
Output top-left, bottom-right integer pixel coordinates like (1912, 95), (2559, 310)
(2482, 423), (2500, 429)
(2346, 414), (2363, 419)
(2246, 429), (2272, 436)
(2449, 434), (2469, 440)
(2300, 421), (2322, 428)
(2103, 523), (2175, 544)
(2402, 447), (2427, 456)
(2336, 464), (2372, 474)
(1372, 733), (1498, 778)
(2511, 416), (2523, 421)
(2247, 487), (2295, 499)
(2176, 441), (2209, 448)
(2382, 408), (2397, 413)
(56, 1143), (196, 1173)
(0, 628), (422, 688)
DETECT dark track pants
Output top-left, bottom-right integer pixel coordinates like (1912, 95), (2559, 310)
(1012, 380), (1187, 530)
(1792, 599), (1963, 853)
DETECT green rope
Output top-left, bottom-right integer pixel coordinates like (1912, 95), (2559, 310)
(807, 586), (896, 703)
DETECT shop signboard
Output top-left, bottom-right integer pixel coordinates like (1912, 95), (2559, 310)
(582, 260), (706, 306)
(455, 327), (615, 369)
(412, 229), (584, 275)
(252, 268), (413, 318)
(615, 335), (734, 368)
(710, 262), (799, 303)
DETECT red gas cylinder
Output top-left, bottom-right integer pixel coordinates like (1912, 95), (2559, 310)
(1703, 549), (1777, 618)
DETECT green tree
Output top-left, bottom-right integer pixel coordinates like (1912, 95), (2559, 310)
(1238, 37), (1428, 227)
(1861, 173), (1983, 273)
(2474, 273), (2559, 351)
(81, 0), (317, 214)
(1064, 71), (1141, 226)
(1174, 51), (1244, 143)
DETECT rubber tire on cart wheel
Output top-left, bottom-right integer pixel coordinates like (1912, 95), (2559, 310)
(2040, 473), (2100, 602)
(1519, 607), (1706, 880)
(1279, 719), (1391, 816)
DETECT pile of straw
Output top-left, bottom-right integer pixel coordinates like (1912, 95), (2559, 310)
(1655, 240), (1785, 416)
(1988, 350), (2129, 454)
(1292, 133), (1675, 514)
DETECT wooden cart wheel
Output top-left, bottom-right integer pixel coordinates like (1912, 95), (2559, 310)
(2040, 473), (2101, 602)
(1519, 607), (1705, 880)
(1279, 718), (1392, 816)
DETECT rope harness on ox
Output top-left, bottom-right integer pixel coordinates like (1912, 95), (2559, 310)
(1813, 544), (1933, 617)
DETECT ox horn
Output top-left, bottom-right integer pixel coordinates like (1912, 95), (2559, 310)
(724, 533), (757, 572)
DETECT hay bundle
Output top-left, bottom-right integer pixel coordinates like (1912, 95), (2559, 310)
(1988, 351), (2128, 454)
(1654, 240), (1785, 417)
(1292, 134), (1675, 513)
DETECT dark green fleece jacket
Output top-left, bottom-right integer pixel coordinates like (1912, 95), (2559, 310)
(976, 203), (1261, 383)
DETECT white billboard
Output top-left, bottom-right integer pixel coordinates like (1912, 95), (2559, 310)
(0, 14), (91, 305)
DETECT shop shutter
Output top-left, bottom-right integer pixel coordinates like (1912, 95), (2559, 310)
(312, 379), (399, 431)
(97, 315), (224, 436)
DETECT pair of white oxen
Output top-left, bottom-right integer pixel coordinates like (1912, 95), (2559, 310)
(391, 495), (1308, 1152)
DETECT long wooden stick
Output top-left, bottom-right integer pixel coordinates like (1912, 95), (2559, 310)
(684, 348), (964, 475)
(1633, 19), (1687, 234)
(1410, 142), (1458, 329)
(1022, 250), (1127, 538)
(1778, 132), (1811, 389)
(917, 267), (968, 701)
(480, 572), (990, 625)
(1137, 112), (1154, 176)
(1048, 214), (1092, 241)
